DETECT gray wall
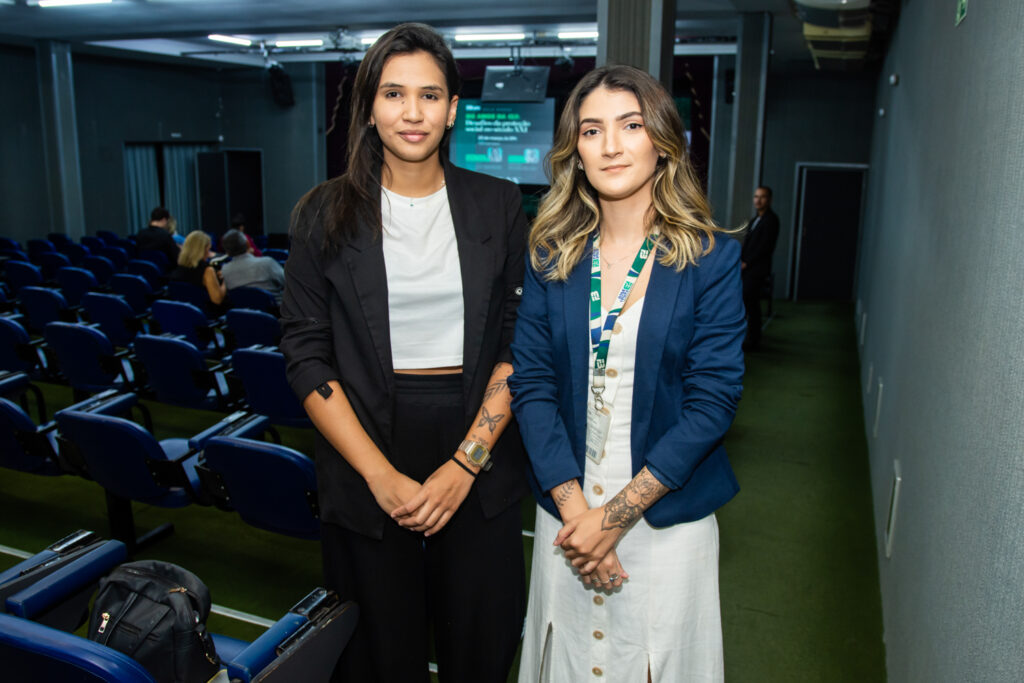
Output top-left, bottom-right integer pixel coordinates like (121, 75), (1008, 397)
(856, 1), (1024, 680)
(220, 63), (326, 235)
(74, 55), (223, 234)
(0, 45), (50, 244)
(0, 46), (324, 242)
(762, 70), (875, 297)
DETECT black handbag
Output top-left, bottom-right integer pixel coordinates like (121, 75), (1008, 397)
(88, 560), (220, 683)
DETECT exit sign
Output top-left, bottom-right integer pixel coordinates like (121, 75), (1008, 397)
(955, 0), (968, 25)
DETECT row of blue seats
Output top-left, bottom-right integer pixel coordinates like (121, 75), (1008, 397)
(0, 530), (356, 682)
(4, 283), (279, 350)
(1, 233), (289, 282)
(0, 372), (318, 545)
(0, 314), (306, 426)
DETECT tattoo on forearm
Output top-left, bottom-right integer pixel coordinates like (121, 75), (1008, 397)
(601, 469), (668, 530)
(553, 480), (577, 507)
(476, 406), (504, 433)
(482, 378), (509, 402)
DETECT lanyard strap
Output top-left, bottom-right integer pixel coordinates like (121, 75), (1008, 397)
(589, 232), (655, 408)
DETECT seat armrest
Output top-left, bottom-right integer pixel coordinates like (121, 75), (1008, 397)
(226, 613), (308, 683)
(62, 390), (137, 418)
(188, 412), (270, 451)
(5, 540), (126, 619)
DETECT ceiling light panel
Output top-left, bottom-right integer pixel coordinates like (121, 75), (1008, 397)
(35, 0), (112, 6)
(208, 34), (252, 46)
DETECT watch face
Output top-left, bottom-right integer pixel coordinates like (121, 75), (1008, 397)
(466, 444), (487, 464)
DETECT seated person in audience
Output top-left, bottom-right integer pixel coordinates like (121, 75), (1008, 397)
(220, 229), (285, 303)
(170, 231), (226, 306)
(168, 217), (185, 245)
(221, 213), (262, 256)
(136, 206), (181, 268)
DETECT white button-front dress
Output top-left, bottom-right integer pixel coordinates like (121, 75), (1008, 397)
(519, 298), (724, 682)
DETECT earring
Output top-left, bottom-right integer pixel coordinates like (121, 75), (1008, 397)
(577, 159), (584, 171)
(659, 152), (667, 159)
(446, 122), (454, 130)
(368, 122), (375, 128)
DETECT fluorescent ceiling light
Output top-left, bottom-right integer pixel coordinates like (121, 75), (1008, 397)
(361, 35), (383, 45)
(37, 0), (112, 6)
(558, 31), (599, 40)
(454, 33), (526, 42)
(208, 34), (252, 47)
(275, 39), (324, 48)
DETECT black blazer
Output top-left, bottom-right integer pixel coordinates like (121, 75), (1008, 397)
(739, 208), (779, 281)
(280, 159), (529, 539)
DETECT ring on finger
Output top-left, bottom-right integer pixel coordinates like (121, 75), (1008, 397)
(609, 573), (620, 581)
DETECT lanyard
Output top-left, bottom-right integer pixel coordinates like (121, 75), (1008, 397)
(589, 232), (656, 409)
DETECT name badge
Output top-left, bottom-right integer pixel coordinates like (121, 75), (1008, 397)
(585, 402), (612, 464)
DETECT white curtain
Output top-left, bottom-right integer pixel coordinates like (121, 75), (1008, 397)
(124, 144), (160, 233)
(162, 144), (211, 236)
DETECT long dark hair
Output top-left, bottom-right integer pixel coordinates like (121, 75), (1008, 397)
(294, 23), (461, 250)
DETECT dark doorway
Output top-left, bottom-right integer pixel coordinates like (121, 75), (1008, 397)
(791, 165), (867, 300)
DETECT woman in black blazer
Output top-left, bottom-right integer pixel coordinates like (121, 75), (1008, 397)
(280, 24), (528, 683)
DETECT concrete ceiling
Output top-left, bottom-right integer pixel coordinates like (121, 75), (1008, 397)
(0, 0), (811, 70)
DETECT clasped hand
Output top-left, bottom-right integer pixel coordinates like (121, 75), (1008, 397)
(555, 506), (629, 588)
(389, 458), (474, 537)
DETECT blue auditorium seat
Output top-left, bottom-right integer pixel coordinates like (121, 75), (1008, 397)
(81, 254), (116, 285)
(80, 235), (105, 252)
(46, 233), (72, 249)
(0, 388), (136, 477)
(135, 249), (169, 273)
(150, 299), (225, 354)
(231, 346), (310, 427)
(55, 405), (268, 549)
(44, 322), (135, 400)
(95, 230), (120, 245)
(132, 333), (234, 410)
(4, 259), (43, 293)
(200, 436), (319, 539)
(57, 241), (89, 266)
(0, 247), (30, 263)
(262, 248), (289, 264)
(0, 315), (48, 376)
(0, 368), (47, 424)
(0, 237), (21, 251)
(37, 251), (72, 281)
(108, 273), (154, 314)
(80, 292), (147, 347)
(225, 308), (281, 348)
(97, 245), (129, 270)
(228, 285), (278, 314)
(26, 238), (56, 260)
(124, 258), (164, 288)
(167, 279), (211, 310)
(55, 266), (98, 306)
(19, 286), (76, 333)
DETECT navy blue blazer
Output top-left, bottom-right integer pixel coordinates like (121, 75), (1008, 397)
(508, 235), (745, 527)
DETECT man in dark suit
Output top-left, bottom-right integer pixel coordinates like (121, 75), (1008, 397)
(135, 206), (180, 270)
(740, 186), (780, 350)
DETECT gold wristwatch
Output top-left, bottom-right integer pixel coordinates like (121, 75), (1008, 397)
(458, 440), (493, 471)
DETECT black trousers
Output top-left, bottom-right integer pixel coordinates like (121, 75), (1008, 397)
(323, 373), (526, 683)
(742, 273), (764, 346)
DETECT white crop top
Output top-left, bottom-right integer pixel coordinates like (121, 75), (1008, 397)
(381, 185), (464, 369)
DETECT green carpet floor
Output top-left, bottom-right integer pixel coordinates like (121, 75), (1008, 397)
(0, 300), (885, 680)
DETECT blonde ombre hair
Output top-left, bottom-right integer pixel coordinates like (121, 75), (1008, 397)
(178, 231), (211, 268)
(530, 65), (727, 280)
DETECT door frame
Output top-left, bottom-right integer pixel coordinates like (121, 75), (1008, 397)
(788, 162), (870, 300)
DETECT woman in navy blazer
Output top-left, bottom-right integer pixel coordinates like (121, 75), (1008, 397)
(508, 66), (744, 681)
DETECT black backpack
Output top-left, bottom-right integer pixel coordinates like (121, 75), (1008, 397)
(88, 560), (220, 683)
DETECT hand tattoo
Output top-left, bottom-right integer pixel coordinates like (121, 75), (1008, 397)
(476, 406), (504, 433)
(482, 378), (509, 402)
(601, 468), (668, 530)
(553, 480), (577, 507)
